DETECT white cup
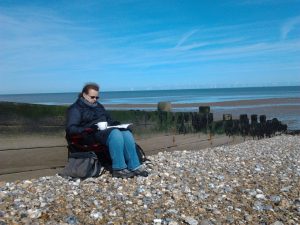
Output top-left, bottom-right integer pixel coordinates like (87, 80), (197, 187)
(97, 121), (108, 130)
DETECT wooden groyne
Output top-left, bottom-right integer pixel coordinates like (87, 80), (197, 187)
(0, 134), (244, 181)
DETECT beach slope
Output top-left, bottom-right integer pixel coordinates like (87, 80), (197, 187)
(0, 135), (299, 224)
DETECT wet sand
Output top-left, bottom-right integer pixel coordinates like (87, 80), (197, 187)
(103, 97), (300, 108)
(105, 97), (300, 129)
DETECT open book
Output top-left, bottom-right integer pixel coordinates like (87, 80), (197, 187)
(107, 123), (132, 129)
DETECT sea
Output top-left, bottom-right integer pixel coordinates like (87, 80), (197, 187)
(0, 86), (299, 129)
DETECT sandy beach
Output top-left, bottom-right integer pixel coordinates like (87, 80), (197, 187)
(0, 97), (299, 182)
(0, 98), (299, 224)
(104, 97), (300, 129)
(104, 97), (300, 108)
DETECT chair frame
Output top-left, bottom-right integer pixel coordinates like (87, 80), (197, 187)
(66, 133), (112, 166)
(66, 132), (148, 167)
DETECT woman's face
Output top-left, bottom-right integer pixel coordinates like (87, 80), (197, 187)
(83, 89), (99, 104)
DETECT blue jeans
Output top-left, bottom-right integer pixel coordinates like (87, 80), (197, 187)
(106, 129), (140, 170)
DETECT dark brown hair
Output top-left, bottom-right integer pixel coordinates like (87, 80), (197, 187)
(79, 82), (99, 97)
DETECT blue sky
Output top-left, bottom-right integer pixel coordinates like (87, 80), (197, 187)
(0, 0), (300, 94)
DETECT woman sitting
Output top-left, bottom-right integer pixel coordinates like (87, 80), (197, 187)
(66, 82), (148, 178)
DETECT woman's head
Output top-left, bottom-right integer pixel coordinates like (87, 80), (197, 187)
(80, 83), (99, 103)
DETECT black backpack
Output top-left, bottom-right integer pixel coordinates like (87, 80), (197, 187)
(59, 151), (101, 179)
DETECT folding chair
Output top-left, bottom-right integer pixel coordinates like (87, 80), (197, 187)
(65, 132), (148, 168)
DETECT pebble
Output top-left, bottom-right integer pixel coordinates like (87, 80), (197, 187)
(27, 209), (41, 219)
(0, 135), (299, 224)
(90, 210), (103, 220)
(271, 221), (284, 225)
(270, 195), (281, 204)
(65, 215), (78, 224)
(184, 217), (198, 225)
(255, 194), (266, 199)
(153, 218), (162, 224)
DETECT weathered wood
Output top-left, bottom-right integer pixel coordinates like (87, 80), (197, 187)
(157, 102), (172, 112)
(199, 106), (210, 114)
(0, 146), (68, 175)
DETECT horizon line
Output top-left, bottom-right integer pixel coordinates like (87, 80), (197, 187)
(0, 84), (299, 95)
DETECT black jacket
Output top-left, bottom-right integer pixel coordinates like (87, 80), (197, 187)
(66, 98), (116, 144)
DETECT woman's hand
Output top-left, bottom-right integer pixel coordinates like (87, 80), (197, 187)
(84, 124), (98, 133)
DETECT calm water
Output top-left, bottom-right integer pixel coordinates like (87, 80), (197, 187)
(0, 86), (299, 105)
(0, 86), (299, 129)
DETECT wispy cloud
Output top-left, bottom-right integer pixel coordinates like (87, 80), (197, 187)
(281, 15), (300, 40)
(175, 29), (198, 48)
(1, 2), (299, 93)
(1, 9), (299, 74)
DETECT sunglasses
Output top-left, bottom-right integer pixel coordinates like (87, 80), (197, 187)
(89, 96), (99, 100)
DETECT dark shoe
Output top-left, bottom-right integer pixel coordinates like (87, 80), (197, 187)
(112, 169), (135, 179)
(132, 167), (149, 177)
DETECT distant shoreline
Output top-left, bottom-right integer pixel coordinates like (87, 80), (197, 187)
(103, 97), (300, 109)
(1, 97), (300, 108)
(104, 97), (300, 130)
(1, 97), (299, 129)
(0, 86), (299, 106)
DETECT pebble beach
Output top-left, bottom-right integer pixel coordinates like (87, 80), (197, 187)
(1, 135), (299, 224)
